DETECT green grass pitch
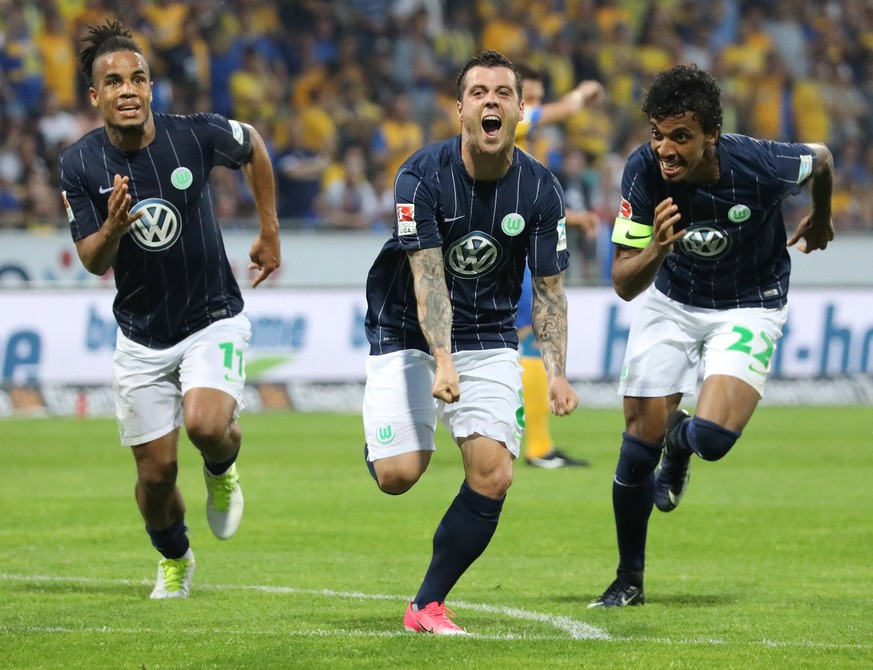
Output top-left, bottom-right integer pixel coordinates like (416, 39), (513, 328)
(2, 407), (871, 669)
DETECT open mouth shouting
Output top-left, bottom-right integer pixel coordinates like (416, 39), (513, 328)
(482, 115), (502, 139)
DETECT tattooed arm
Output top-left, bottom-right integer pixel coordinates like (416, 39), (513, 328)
(408, 247), (461, 403)
(531, 273), (579, 416)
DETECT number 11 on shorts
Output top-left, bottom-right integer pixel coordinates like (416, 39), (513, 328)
(219, 341), (244, 381)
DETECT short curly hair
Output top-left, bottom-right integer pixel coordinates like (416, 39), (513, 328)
(642, 64), (723, 133)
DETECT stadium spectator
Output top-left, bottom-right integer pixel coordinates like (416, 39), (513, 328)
(369, 92), (424, 182)
(479, 2), (528, 59)
(1, 5), (45, 119)
(363, 50), (577, 635)
(589, 64), (833, 608)
(2, 1), (873, 239)
(32, 9), (78, 110)
(274, 116), (331, 226)
(391, 8), (443, 131)
(38, 90), (81, 160)
(434, 4), (478, 75)
(159, 11), (212, 113)
(140, 0), (188, 75)
(316, 143), (380, 230)
(229, 44), (279, 124)
(59, 20), (280, 599)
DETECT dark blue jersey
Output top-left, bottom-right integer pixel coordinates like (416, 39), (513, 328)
(365, 137), (569, 355)
(615, 134), (816, 309)
(60, 113), (251, 348)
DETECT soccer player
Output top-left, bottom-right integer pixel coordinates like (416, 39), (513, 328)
(517, 266), (589, 469)
(589, 64), (834, 608)
(59, 21), (280, 599)
(363, 50), (578, 634)
(516, 63), (603, 468)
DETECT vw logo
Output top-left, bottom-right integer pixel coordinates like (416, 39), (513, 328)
(129, 198), (182, 251)
(680, 226), (731, 259)
(445, 232), (502, 278)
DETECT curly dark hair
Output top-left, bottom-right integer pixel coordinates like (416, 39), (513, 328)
(456, 50), (522, 101)
(77, 20), (144, 86)
(642, 64), (723, 133)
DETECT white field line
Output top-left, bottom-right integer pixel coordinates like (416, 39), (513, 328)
(2, 573), (871, 650)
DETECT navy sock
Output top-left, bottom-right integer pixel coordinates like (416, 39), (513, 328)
(686, 417), (740, 461)
(204, 449), (239, 476)
(612, 433), (661, 578)
(364, 444), (379, 483)
(146, 518), (189, 560)
(414, 481), (504, 606)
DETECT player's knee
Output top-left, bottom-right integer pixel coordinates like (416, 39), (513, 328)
(185, 419), (229, 450)
(373, 466), (421, 495)
(615, 432), (662, 486)
(688, 417), (740, 461)
(466, 469), (513, 499)
(137, 459), (178, 493)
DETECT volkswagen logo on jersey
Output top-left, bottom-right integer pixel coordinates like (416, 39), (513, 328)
(445, 231), (502, 278)
(129, 198), (182, 251)
(680, 225), (731, 259)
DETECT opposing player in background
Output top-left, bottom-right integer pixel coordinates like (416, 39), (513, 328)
(517, 266), (589, 468)
(590, 64), (833, 608)
(516, 63), (602, 468)
(59, 21), (280, 599)
(363, 50), (577, 634)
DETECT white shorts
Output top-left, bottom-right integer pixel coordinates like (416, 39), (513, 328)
(113, 313), (252, 446)
(363, 348), (524, 460)
(618, 287), (787, 398)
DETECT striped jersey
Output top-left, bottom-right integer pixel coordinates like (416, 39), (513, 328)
(615, 133), (817, 309)
(365, 136), (569, 355)
(59, 113), (251, 348)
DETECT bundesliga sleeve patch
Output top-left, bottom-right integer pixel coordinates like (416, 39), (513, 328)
(797, 154), (813, 184)
(62, 190), (74, 223)
(228, 119), (245, 145)
(619, 197), (633, 219)
(556, 217), (567, 251)
(396, 203), (417, 236)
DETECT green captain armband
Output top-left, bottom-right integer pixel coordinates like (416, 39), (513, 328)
(612, 217), (653, 248)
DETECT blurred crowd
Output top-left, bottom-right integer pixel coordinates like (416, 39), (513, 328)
(2, 0), (873, 249)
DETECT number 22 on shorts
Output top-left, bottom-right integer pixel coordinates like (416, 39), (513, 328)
(726, 326), (774, 375)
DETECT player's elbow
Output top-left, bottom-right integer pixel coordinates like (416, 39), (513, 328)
(810, 143), (834, 175)
(611, 276), (641, 302)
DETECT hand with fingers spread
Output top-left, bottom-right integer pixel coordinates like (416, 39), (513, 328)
(104, 174), (142, 241)
(652, 197), (685, 256)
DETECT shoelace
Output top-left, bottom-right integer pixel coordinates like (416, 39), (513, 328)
(207, 470), (238, 512)
(423, 603), (460, 626)
(160, 558), (190, 592)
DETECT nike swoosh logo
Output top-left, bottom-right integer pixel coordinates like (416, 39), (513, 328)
(624, 232), (650, 240)
(98, 185), (114, 194)
(444, 215), (465, 222)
